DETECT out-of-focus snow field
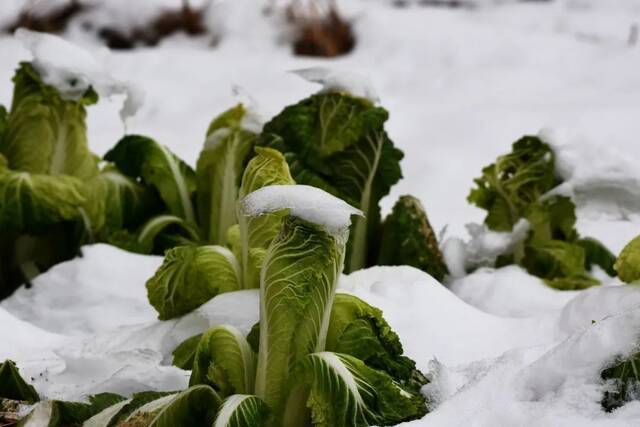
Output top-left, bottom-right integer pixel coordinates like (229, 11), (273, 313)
(2, 0), (640, 425)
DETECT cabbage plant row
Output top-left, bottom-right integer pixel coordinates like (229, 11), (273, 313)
(0, 61), (448, 299)
(2, 55), (640, 426)
(0, 169), (430, 425)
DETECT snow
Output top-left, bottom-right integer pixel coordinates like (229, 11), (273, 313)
(444, 219), (530, 276)
(544, 130), (640, 224)
(1, 244), (639, 425)
(291, 67), (380, 104)
(1, 244), (161, 336)
(14, 29), (143, 122)
(241, 184), (363, 238)
(448, 265), (578, 318)
(1, 0), (640, 424)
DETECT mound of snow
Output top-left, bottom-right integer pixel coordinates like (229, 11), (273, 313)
(449, 265), (577, 318)
(1, 244), (161, 336)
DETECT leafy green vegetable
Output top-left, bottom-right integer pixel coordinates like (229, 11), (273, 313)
(196, 104), (256, 245)
(468, 136), (558, 232)
(146, 245), (241, 320)
(0, 169), (86, 233)
(615, 235), (640, 283)
(238, 147), (295, 288)
(143, 385), (221, 427)
(377, 195), (448, 281)
(288, 352), (427, 427)
(326, 294), (427, 392)
(16, 392), (126, 427)
(1, 63), (98, 179)
(0, 360), (39, 403)
(522, 240), (597, 290)
(259, 92), (403, 273)
(135, 214), (201, 254)
(213, 395), (269, 427)
(601, 351), (640, 412)
(577, 237), (616, 276)
(254, 216), (343, 423)
(167, 189), (426, 426)
(172, 333), (203, 370)
(83, 386), (221, 427)
(84, 164), (162, 238)
(244, 294), (428, 394)
(105, 135), (196, 224)
(0, 104), (7, 145)
(190, 325), (256, 397)
(467, 136), (614, 288)
(522, 239), (586, 280)
(0, 62), (104, 297)
(524, 196), (577, 243)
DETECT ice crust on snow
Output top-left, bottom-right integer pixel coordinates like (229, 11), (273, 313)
(292, 67), (380, 104)
(240, 185), (363, 238)
(15, 29), (143, 122)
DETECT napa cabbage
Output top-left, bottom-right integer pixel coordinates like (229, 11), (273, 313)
(467, 135), (615, 289)
(258, 92), (403, 273)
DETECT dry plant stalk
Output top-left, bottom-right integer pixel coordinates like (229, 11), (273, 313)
(288, 0), (355, 57)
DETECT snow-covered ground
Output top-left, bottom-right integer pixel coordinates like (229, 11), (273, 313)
(2, 0), (640, 425)
(3, 245), (640, 426)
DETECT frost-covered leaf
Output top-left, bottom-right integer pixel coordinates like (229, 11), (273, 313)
(190, 326), (256, 398)
(259, 92), (403, 273)
(254, 216), (345, 424)
(326, 294), (427, 393)
(0, 360), (39, 403)
(105, 135), (196, 223)
(196, 104), (256, 245)
(238, 147), (294, 288)
(146, 245), (241, 319)
(172, 333), (203, 370)
(212, 394), (269, 427)
(468, 136), (558, 232)
(290, 352), (427, 427)
(0, 169), (86, 233)
(1, 63), (98, 179)
(377, 195), (448, 281)
(615, 235), (640, 283)
(601, 351), (640, 412)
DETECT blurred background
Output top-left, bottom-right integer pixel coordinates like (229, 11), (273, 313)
(1, 0), (639, 246)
